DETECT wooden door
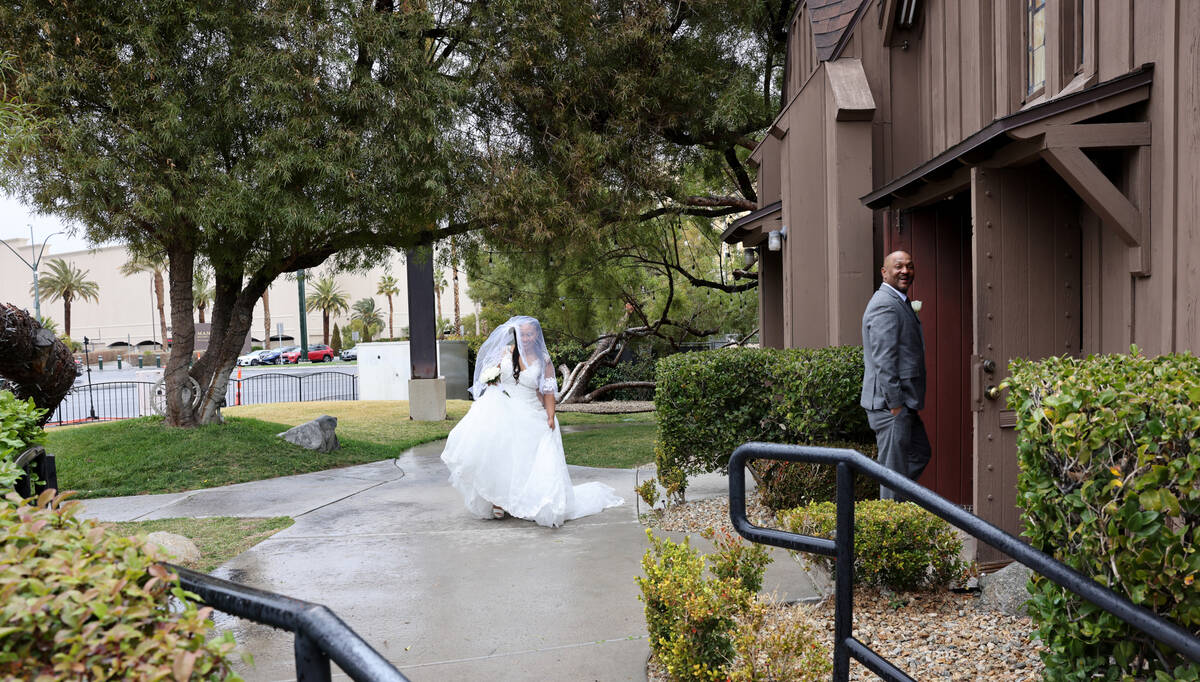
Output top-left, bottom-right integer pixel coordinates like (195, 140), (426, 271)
(885, 196), (974, 507)
(971, 165), (1081, 565)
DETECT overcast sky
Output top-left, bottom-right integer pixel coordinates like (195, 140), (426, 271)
(0, 194), (103, 255)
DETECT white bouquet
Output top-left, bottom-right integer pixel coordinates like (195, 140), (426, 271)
(481, 365), (501, 385)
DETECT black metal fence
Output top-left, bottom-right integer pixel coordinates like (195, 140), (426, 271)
(727, 442), (1200, 682)
(227, 371), (358, 406)
(172, 564), (408, 681)
(46, 372), (358, 426)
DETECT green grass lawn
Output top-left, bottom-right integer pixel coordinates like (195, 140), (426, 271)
(102, 516), (294, 573)
(47, 400), (657, 498)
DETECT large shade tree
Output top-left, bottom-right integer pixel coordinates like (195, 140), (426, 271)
(1, 1), (476, 425)
(449, 0), (787, 367)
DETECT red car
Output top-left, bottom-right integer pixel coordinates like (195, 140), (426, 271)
(279, 346), (302, 363)
(307, 344), (335, 362)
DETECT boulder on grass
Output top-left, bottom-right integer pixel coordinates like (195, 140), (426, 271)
(979, 561), (1033, 617)
(145, 531), (201, 564)
(278, 415), (340, 453)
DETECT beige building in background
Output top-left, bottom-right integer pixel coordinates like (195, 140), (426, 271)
(0, 238), (476, 349)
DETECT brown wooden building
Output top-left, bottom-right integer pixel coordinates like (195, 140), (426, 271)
(723, 0), (1200, 562)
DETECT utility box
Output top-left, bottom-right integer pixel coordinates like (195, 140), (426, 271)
(356, 341), (469, 400)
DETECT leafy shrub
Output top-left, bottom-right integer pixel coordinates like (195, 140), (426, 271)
(0, 391), (46, 489)
(654, 347), (871, 497)
(778, 500), (966, 591)
(700, 527), (771, 594)
(636, 477), (660, 509)
(638, 529), (829, 681)
(1007, 351), (1200, 680)
(0, 490), (241, 679)
(752, 441), (880, 511)
(591, 355), (657, 401)
(639, 530), (746, 680)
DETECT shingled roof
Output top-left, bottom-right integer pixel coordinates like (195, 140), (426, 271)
(808, 0), (871, 61)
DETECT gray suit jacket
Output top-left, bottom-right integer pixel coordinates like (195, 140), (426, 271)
(860, 284), (926, 411)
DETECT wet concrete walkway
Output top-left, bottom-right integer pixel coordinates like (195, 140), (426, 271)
(80, 436), (822, 681)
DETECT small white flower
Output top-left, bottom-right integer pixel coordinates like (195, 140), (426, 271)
(481, 366), (501, 384)
(911, 300), (923, 314)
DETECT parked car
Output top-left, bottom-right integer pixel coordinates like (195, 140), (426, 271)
(237, 350), (266, 366)
(307, 344), (335, 362)
(339, 347), (357, 362)
(279, 346), (302, 363)
(257, 348), (282, 365)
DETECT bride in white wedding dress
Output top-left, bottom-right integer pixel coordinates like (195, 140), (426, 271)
(440, 315), (624, 527)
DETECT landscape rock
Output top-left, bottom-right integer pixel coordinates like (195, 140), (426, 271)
(979, 561), (1033, 617)
(145, 532), (201, 564)
(278, 415), (340, 453)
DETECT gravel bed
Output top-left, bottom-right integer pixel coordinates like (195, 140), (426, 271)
(555, 400), (654, 413)
(643, 494), (1046, 681)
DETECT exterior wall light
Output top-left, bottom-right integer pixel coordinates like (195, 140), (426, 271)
(743, 247), (758, 268)
(767, 225), (788, 251)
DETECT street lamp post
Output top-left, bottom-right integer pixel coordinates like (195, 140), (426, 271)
(0, 225), (63, 322)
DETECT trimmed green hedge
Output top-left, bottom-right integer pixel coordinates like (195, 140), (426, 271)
(1007, 351), (1199, 680)
(654, 347), (871, 497)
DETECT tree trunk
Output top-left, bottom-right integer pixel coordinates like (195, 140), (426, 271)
(387, 294), (394, 339)
(164, 245), (198, 427)
(322, 311), (330, 345)
(63, 293), (72, 339)
(262, 289), (272, 349)
(452, 266), (461, 334)
(0, 303), (75, 425)
(198, 305), (206, 325)
(154, 269), (169, 350)
(557, 334), (622, 404)
(578, 381), (656, 403)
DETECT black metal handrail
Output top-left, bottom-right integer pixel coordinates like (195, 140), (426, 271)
(727, 442), (1200, 681)
(13, 446), (57, 498)
(171, 564), (408, 682)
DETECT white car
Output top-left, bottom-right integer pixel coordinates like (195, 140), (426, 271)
(236, 350), (266, 366)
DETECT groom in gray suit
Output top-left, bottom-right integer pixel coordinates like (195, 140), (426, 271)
(860, 250), (931, 500)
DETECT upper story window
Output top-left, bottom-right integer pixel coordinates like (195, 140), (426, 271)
(1027, 0), (1047, 96)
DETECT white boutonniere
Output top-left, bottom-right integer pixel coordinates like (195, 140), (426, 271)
(910, 300), (923, 315)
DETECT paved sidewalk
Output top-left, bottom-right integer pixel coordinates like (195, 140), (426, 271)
(80, 434), (823, 681)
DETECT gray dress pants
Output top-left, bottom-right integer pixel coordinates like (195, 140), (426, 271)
(866, 406), (932, 500)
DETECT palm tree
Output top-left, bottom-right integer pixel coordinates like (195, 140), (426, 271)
(119, 250), (168, 348)
(377, 275), (400, 339)
(433, 271), (446, 322)
(351, 298), (384, 341)
(33, 258), (99, 339)
(261, 289), (272, 349)
(305, 275), (350, 345)
(192, 267), (214, 324)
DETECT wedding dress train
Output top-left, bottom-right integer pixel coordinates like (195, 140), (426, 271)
(440, 354), (624, 527)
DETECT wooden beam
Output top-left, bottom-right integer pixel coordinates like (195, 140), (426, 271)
(1043, 122), (1151, 149)
(893, 166), (972, 211)
(1008, 84), (1151, 140)
(980, 140), (1043, 168)
(1041, 145), (1141, 248)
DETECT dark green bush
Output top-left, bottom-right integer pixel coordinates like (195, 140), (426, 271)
(1007, 351), (1200, 681)
(654, 347), (871, 497)
(778, 500), (966, 591)
(752, 441), (880, 511)
(0, 491), (240, 679)
(592, 355), (657, 401)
